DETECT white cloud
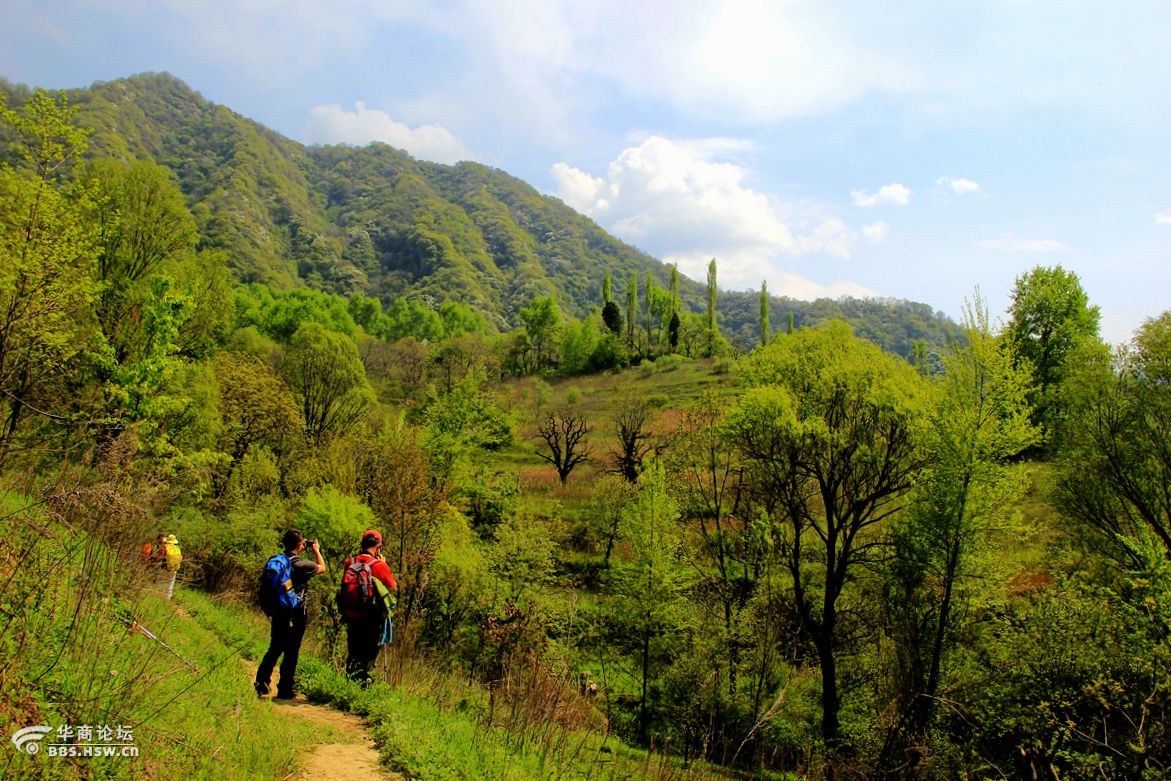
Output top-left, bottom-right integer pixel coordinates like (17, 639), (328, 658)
(938, 176), (981, 195)
(551, 135), (858, 295)
(979, 237), (1068, 253)
(304, 102), (472, 164)
(464, 0), (919, 126)
(851, 183), (911, 208)
(863, 221), (890, 243)
(1156, 211), (1171, 227)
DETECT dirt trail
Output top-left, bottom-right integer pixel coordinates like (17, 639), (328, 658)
(271, 697), (400, 780)
(243, 662), (401, 781)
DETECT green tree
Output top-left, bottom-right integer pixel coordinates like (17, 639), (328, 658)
(212, 351), (300, 492)
(0, 90), (100, 466)
(488, 513), (557, 604)
(706, 259), (718, 356)
(759, 280), (770, 347)
(626, 272), (638, 351)
(1056, 310), (1171, 562)
(438, 300), (484, 338)
(643, 269), (657, 347)
(669, 264), (681, 318)
(728, 321), (928, 757)
(669, 393), (750, 698)
(558, 315), (602, 376)
(87, 159), (197, 312)
(354, 420), (445, 628)
(602, 300), (622, 337)
(667, 311), (680, 350)
(518, 294), (561, 371)
(1005, 264), (1100, 436)
(602, 269), (613, 304)
(295, 484), (378, 565)
(282, 322), (372, 445)
(611, 461), (691, 743)
(882, 295), (1039, 771)
(171, 249), (234, 359)
(385, 297), (444, 342)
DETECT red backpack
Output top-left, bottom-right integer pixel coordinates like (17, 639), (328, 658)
(336, 555), (377, 619)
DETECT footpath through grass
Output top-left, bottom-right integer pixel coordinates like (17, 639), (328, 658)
(0, 487), (734, 780)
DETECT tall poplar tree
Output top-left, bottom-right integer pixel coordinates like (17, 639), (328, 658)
(643, 269), (656, 347)
(759, 280), (770, 347)
(706, 259), (718, 357)
(612, 461), (690, 743)
(626, 272), (638, 350)
(669, 264), (680, 317)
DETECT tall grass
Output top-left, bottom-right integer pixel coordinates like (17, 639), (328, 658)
(0, 478), (312, 780)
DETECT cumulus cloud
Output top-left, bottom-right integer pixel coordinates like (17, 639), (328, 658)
(938, 176), (981, 195)
(851, 183), (911, 208)
(862, 221), (890, 243)
(462, 1), (918, 126)
(979, 237), (1068, 253)
(305, 102), (472, 164)
(551, 135), (861, 295)
(1157, 211), (1171, 227)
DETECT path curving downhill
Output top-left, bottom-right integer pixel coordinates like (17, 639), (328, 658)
(242, 662), (401, 781)
(270, 697), (399, 781)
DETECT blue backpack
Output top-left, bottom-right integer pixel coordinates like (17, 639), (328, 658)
(258, 554), (302, 616)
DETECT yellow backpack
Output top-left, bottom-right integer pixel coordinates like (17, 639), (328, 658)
(165, 542), (183, 572)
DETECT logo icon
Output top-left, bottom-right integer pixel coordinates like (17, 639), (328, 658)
(11, 726), (52, 755)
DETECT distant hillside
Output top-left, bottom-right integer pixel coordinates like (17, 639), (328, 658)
(2, 72), (962, 355)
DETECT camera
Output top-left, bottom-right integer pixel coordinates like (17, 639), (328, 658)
(305, 538), (317, 548)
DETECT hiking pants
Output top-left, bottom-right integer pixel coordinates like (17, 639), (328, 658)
(256, 607), (307, 696)
(345, 615), (382, 684)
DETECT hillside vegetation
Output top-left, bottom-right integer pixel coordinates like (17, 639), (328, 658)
(2, 72), (960, 357)
(1, 83), (1169, 781)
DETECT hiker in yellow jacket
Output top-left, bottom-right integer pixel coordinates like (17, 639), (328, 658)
(162, 534), (183, 599)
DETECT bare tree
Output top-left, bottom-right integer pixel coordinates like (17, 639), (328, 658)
(535, 408), (592, 485)
(610, 396), (658, 483)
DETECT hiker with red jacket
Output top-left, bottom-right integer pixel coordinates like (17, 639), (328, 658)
(337, 529), (397, 688)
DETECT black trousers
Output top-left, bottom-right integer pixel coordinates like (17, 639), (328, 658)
(345, 615), (383, 684)
(256, 607), (307, 696)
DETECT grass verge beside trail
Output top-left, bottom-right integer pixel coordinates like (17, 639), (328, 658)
(0, 492), (314, 780)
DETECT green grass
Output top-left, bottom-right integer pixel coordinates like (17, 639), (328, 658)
(0, 493), (316, 780)
(0, 483), (738, 780)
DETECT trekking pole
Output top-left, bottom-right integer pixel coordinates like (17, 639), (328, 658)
(120, 615), (199, 671)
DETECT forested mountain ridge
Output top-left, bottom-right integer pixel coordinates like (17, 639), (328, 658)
(2, 71), (959, 353)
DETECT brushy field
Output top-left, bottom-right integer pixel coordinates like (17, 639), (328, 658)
(0, 478), (758, 780)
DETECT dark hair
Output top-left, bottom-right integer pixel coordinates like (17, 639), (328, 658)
(282, 529), (304, 551)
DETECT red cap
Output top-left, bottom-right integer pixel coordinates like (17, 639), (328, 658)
(361, 529), (382, 548)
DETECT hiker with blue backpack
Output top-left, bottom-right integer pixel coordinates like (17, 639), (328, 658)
(337, 529), (397, 688)
(254, 529), (326, 700)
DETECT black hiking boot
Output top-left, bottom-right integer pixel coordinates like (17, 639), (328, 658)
(253, 680), (269, 698)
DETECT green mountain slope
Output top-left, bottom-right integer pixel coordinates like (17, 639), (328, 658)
(4, 71), (961, 354)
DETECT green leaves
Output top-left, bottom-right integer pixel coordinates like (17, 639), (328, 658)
(0, 92), (101, 464)
(282, 321), (372, 444)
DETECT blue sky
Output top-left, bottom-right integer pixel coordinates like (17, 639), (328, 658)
(3, 1), (1169, 344)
